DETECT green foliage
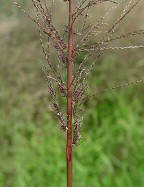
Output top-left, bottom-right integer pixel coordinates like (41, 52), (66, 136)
(0, 92), (144, 187)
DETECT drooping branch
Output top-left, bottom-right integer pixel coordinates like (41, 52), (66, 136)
(75, 29), (144, 53)
(74, 0), (118, 22)
(83, 79), (144, 102)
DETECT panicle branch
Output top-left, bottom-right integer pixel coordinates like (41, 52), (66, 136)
(14, 0), (68, 131)
(83, 79), (144, 101)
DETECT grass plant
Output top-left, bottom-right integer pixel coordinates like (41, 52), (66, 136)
(8, 0), (144, 186)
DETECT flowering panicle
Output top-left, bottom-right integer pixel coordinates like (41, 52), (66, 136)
(14, 0), (144, 146)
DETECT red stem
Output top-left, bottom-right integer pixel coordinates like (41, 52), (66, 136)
(67, 0), (74, 187)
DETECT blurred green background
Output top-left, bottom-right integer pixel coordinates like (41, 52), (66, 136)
(0, 1), (144, 187)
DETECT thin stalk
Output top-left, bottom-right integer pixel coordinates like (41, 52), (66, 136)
(67, 0), (74, 187)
